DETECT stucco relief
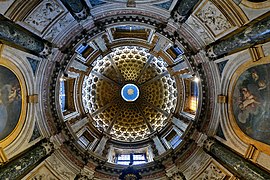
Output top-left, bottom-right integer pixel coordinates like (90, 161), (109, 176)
(46, 154), (75, 180)
(196, 162), (227, 179)
(183, 152), (210, 179)
(186, 15), (214, 45)
(170, 172), (184, 180)
(31, 165), (58, 180)
(195, 1), (232, 36)
(44, 13), (74, 41)
(24, 0), (64, 33)
(32, 173), (58, 180)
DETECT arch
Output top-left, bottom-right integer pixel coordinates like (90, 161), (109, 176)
(241, 0), (270, 9)
(0, 57), (27, 148)
(228, 55), (270, 154)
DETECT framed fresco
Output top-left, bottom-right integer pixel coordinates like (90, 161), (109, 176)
(241, 0), (270, 9)
(0, 58), (27, 148)
(229, 56), (270, 153)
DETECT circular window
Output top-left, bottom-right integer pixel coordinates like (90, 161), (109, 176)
(121, 84), (139, 102)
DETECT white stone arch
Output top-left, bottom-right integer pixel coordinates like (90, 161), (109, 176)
(35, 57), (56, 138)
(219, 49), (252, 155)
(0, 45), (41, 159)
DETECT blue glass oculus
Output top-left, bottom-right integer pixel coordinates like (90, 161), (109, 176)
(121, 84), (139, 102)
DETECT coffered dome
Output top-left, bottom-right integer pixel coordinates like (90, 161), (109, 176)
(81, 46), (181, 142)
(1, 0), (270, 179)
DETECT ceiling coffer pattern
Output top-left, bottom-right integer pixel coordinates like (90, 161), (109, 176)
(3, 0), (269, 178)
(82, 46), (180, 141)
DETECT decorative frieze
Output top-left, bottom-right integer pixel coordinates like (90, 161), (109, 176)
(196, 162), (227, 180)
(24, 0), (64, 33)
(46, 153), (76, 180)
(186, 15), (214, 45)
(44, 13), (74, 42)
(31, 164), (59, 180)
(183, 151), (210, 179)
(195, 1), (232, 37)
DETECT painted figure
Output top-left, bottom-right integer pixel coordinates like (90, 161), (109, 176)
(0, 66), (22, 140)
(233, 64), (270, 145)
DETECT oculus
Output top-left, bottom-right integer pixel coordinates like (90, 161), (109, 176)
(121, 84), (139, 102)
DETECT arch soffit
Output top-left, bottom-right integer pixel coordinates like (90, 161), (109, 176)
(224, 54), (270, 155)
(0, 45), (39, 158)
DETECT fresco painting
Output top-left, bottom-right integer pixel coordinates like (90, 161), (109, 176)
(233, 64), (270, 145)
(0, 65), (22, 140)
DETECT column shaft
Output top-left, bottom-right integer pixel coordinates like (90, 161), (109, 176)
(0, 141), (53, 180)
(153, 136), (166, 155)
(71, 117), (89, 133)
(207, 15), (270, 58)
(60, 0), (89, 20)
(94, 136), (108, 155)
(172, 0), (200, 22)
(172, 117), (188, 131)
(206, 140), (270, 180)
(0, 15), (50, 56)
(70, 59), (89, 72)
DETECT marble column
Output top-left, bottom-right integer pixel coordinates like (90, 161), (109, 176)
(172, 117), (188, 132)
(0, 141), (54, 180)
(70, 59), (89, 73)
(94, 136), (108, 155)
(207, 15), (270, 58)
(153, 136), (166, 155)
(94, 36), (108, 52)
(0, 15), (51, 57)
(71, 117), (89, 133)
(172, 0), (200, 22)
(60, 0), (90, 20)
(204, 139), (270, 180)
(153, 36), (168, 53)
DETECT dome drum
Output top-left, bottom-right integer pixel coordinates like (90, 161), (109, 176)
(2, 1), (270, 179)
(51, 24), (205, 170)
